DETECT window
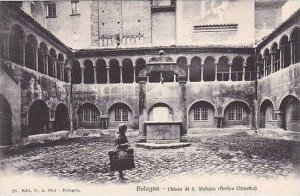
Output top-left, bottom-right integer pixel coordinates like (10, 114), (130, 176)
(71, 0), (79, 15)
(292, 102), (300, 121)
(79, 105), (99, 122)
(115, 107), (129, 122)
(228, 104), (244, 121)
(194, 105), (208, 121)
(270, 107), (277, 121)
(46, 3), (56, 18)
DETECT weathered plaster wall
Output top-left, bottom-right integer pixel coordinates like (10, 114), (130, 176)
(72, 83), (139, 129)
(0, 61), (22, 144)
(257, 63), (300, 132)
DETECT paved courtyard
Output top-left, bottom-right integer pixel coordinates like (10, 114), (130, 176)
(0, 131), (299, 184)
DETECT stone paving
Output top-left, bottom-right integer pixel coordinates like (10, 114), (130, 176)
(0, 131), (299, 184)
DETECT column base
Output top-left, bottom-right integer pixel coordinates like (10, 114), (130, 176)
(137, 135), (146, 142)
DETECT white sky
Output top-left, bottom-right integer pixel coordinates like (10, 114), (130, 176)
(282, 0), (300, 21)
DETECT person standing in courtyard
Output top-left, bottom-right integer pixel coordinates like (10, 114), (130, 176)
(109, 124), (135, 181)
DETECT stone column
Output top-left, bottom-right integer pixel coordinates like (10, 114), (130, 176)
(61, 62), (65, 81)
(35, 50), (38, 70)
(187, 65), (190, 82)
(242, 63), (246, 81)
(200, 64), (204, 81)
(280, 46), (285, 69)
(133, 65), (136, 83)
(290, 39), (295, 65)
(66, 64), (72, 84)
(53, 58), (57, 78)
(275, 110), (286, 130)
(120, 65), (123, 83)
(138, 80), (147, 142)
(214, 63), (218, 81)
(179, 79), (187, 136)
(270, 52), (275, 73)
(3, 33), (10, 59)
(81, 66), (85, 84)
(228, 63), (232, 81)
(44, 55), (49, 75)
(93, 65), (97, 84)
(263, 57), (266, 77)
(21, 41), (26, 66)
(106, 66), (110, 84)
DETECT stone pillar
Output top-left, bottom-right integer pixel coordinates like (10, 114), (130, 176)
(187, 65), (190, 82)
(275, 110), (286, 130)
(138, 80), (147, 142)
(81, 66), (85, 84)
(93, 65), (97, 84)
(263, 57), (266, 77)
(200, 64), (204, 81)
(44, 55), (49, 75)
(35, 50), (38, 70)
(53, 58), (57, 78)
(120, 65), (123, 83)
(290, 39), (295, 65)
(21, 41), (26, 66)
(280, 46), (285, 69)
(228, 63), (232, 81)
(106, 66), (110, 84)
(173, 73), (177, 82)
(214, 63), (218, 81)
(61, 62), (65, 81)
(133, 65), (136, 83)
(3, 33), (10, 59)
(242, 63), (246, 81)
(66, 64), (72, 84)
(179, 79), (187, 136)
(270, 52), (275, 73)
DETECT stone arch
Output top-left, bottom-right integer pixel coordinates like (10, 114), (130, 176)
(9, 24), (25, 65)
(135, 58), (146, 83)
(148, 103), (173, 122)
(190, 56), (201, 82)
(279, 95), (300, 131)
(28, 100), (49, 135)
(188, 100), (216, 128)
(38, 42), (48, 74)
(259, 99), (277, 129)
(25, 34), (38, 70)
(96, 59), (107, 84)
(231, 56), (244, 81)
(203, 56), (215, 81)
(223, 101), (251, 128)
(71, 60), (81, 84)
(84, 59), (94, 84)
(245, 56), (255, 81)
(122, 58), (134, 83)
(48, 48), (57, 77)
(77, 103), (100, 129)
(109, 59), (120, 83)
(290, 26), (300, 63)
(279, 35), (291, 68)
(176, 56), (188, 76)
(54, 103), (69, 131)
(217, 56), (230, 81)
(108, 102), (133, 128)
(0, 95), (12, 146)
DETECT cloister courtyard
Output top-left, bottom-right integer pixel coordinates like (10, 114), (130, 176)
(1, 131), (299, 185)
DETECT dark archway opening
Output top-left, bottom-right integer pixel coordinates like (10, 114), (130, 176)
(0, 95), (12, 146)
(28, 100), (49, 135)
(54, 104), (69, 131)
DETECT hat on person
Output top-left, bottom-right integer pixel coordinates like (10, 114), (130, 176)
(117, 124), (127, 133)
